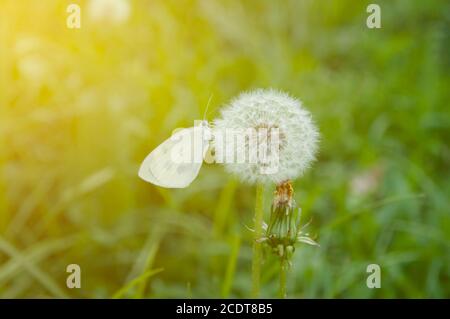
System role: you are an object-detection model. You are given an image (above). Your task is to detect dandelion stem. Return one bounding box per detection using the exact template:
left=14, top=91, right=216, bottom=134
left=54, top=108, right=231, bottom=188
left=251, top=183, right=264, bottom=297
left=279, top=259, right=288, bottom=298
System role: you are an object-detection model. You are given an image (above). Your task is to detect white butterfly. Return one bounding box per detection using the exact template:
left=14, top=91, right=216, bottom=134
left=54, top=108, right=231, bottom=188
left=138, top=120, right=213, bottom=188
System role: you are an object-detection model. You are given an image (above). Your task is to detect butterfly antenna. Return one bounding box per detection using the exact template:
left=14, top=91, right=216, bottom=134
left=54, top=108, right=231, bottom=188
left=203, top=94, right=214, bottom=121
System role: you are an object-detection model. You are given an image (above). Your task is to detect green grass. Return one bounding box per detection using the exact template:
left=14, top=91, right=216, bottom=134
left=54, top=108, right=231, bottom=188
left=0, top=0, right=449, bottom=298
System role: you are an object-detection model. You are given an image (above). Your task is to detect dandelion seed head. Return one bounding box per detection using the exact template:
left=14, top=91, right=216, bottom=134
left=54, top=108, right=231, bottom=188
left=213, top=89, right=319, bottom=184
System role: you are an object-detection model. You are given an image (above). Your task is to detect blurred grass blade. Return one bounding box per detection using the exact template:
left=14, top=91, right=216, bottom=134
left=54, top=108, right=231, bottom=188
left=0, top=236, right=69, bottom=298
left=221, top=234, right=241, bottom=298
left=0, top=237, right=74, bottom=285
left=213, top=178, right=237, bottom=236
left=113, top=268, right=164, bottom=299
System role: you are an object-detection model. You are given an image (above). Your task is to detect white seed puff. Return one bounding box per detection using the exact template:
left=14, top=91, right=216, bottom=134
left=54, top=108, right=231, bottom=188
left=213, top=89, right=319, bottom=185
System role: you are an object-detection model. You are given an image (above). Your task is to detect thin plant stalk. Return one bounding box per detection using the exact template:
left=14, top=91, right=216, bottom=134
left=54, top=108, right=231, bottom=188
left=279, top=259, right=288, bottom=298
left=251, top=183, right=264, bottom=297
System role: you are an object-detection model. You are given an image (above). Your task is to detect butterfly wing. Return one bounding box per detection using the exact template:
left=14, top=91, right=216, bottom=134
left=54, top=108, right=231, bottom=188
left=138, top=126, right=211, bottom=188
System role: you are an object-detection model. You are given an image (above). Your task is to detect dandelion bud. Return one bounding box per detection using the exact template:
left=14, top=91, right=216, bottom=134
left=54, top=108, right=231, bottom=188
left=263, top=180, right=319, bottom=261
left=265, top=181, right=298, bottom=258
